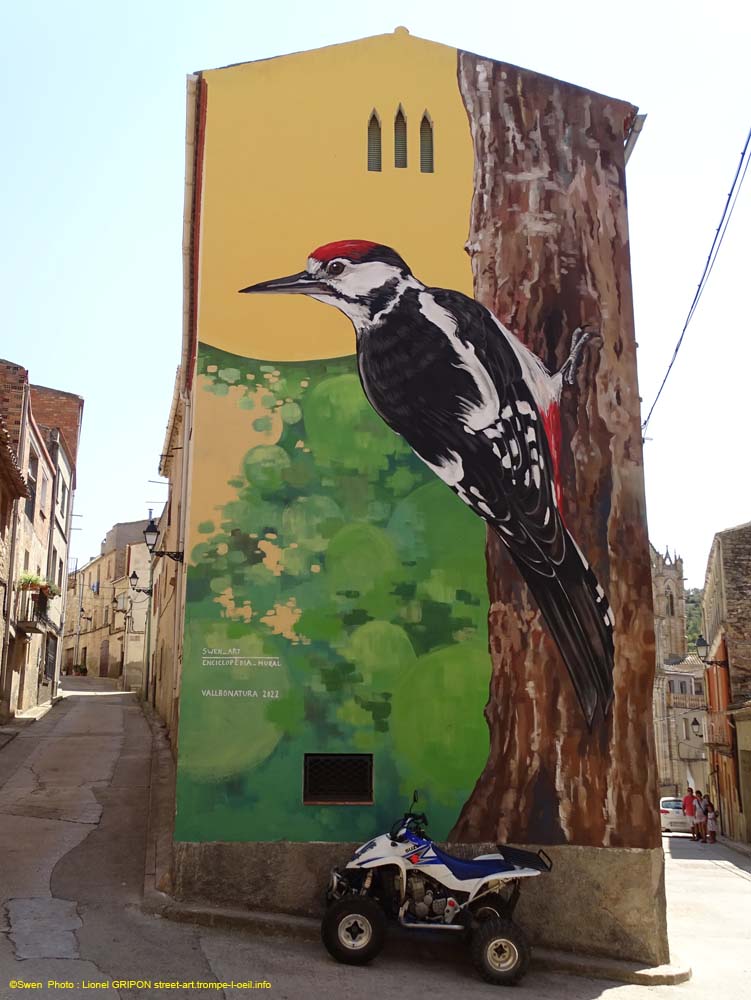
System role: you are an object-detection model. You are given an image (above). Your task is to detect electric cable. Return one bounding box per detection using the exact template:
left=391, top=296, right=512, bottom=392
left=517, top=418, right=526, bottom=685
left=641, top=127, right=751, bottom=436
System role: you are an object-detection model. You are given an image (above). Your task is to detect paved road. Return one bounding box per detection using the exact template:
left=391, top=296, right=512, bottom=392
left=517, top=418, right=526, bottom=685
left=660, top=832, right=751, bottom=999
left=1, top=678, right=749, bottom=999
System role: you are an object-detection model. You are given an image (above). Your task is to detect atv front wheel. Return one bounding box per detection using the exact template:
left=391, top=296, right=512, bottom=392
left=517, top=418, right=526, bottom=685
left=471, top=917, right=530, bottom=985
left=321, top=897, right=386, bottom=966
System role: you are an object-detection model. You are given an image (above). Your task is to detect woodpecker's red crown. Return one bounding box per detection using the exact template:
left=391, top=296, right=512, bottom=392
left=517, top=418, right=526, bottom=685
left=311, top=240, right=380, bottom=264
left=309, top=240, right=411, bottom=274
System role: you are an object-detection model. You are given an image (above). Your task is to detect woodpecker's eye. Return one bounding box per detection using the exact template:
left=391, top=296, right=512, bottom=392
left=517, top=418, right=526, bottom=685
left=327, top=261, right=345, bottom=276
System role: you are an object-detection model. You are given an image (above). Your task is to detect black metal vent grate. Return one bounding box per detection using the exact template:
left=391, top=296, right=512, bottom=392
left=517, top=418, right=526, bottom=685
left=303, top=753, right=373, bottom=804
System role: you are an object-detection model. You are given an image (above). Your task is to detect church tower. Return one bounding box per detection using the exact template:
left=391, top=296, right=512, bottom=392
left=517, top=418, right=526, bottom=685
left=650, top=544, right=687, bottom=663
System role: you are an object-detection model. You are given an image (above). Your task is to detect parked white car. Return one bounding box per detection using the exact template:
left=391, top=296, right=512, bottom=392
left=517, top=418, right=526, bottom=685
left=660, top=796, right=692, bottom=834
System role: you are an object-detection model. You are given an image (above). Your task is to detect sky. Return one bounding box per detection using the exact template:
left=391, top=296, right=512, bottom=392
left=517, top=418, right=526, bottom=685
left=2, top=0, right=749, bottom=588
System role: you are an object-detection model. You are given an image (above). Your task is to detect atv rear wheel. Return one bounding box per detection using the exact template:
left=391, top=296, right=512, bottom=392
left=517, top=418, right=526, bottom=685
left=471, top=917, right=530, bottom=985
left=321, top=897, right=386, bottom=966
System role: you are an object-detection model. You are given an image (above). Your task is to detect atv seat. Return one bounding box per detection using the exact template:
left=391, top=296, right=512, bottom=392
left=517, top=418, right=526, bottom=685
left=431, top=844, right=515, bottom=881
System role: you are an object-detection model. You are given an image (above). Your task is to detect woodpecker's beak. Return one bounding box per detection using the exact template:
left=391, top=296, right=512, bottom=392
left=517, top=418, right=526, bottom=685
left=238, top=271, right=326, bottom=296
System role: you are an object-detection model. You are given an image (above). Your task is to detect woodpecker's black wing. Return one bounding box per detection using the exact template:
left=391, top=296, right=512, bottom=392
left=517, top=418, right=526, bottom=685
left=357, top=286, right=614, bottom=724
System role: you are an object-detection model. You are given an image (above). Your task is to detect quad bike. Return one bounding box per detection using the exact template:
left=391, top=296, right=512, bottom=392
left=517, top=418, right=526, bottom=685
left=321, top=793, right=552, bottom=986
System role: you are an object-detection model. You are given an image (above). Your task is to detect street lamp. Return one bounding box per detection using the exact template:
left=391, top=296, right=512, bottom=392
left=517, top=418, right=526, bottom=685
left=143, top=518, right=159, bottom=552
left=695, top=635, right=729, bottom=667
left=691, top=717, right=701, bottom=738
left=696, top=634, right=708, bottom=662
left=129, top=571, right=153, bottom=597
left=142, top=516, right=183, bottom=563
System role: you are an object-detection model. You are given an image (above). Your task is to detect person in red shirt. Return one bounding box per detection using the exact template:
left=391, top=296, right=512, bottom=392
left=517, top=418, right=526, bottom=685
left=682, top=786, right=697, bottom=840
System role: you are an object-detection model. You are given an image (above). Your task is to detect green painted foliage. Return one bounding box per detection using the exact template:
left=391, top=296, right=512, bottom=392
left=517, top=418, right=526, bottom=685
left=304, top=374, right=409, bottom=476
left=177, top=345, right=490, bottom=843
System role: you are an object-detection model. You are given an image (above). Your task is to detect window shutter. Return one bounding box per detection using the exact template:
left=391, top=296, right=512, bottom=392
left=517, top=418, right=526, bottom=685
left=367, top=112, right=382, bottom=171
left=394, top=108, right=407, bottom=168
left=420, top=114, right=434, bottom=172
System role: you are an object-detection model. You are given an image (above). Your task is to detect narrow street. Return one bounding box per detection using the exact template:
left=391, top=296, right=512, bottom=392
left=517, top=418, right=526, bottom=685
left=1, top=680, right=750, bottom=1000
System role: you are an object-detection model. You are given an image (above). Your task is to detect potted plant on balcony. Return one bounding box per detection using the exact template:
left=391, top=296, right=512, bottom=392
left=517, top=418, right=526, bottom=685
left=40, top=580, right=61, bottom=598
left=18, top=571, right=45, bottom=591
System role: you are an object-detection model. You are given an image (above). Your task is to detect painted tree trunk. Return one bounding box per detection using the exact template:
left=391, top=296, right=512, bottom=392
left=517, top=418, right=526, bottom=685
left=450, top=53, right=660, bottom=848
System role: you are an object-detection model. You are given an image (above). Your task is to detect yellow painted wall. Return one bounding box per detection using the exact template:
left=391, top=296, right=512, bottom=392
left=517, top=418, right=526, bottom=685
left=189, top=30, right=476, bottom=544
left=197, top=29, right=475, bottom=362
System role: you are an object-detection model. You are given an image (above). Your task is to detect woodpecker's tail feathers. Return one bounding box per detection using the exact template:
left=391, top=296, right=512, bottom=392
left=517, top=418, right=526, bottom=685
left=510, top=532, right=615, bottom=727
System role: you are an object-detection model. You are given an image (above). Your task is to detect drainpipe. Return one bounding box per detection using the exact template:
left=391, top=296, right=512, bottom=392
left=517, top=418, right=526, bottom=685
left=45, top=433, right=62, bottom=700
left=55, top=438, right=76, bottom=696
left=171, top=390, right=191, bottom=728
left=123, top=595, right=131, bottom=692
left=624, top=113, right=647, bottom=165
left=165, top=73, right=200, bottom=737
left=73, top=573, right=83, bottom=665
left=143, top=560, right=154, bottom=702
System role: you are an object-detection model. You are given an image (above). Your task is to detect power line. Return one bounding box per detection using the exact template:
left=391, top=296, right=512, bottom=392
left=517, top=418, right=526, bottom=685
left=641, top=127, right=751, bottom=436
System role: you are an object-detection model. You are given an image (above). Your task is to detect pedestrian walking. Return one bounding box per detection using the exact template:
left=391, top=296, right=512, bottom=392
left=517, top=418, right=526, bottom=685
left=682, top=785, right=697, bottom=840
left=706, top=802, right=718, bottom=844
left=694, top=790, right=707, bottom=843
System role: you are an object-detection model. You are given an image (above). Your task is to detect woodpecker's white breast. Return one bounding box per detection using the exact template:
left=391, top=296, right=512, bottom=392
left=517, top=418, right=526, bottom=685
left=486, top=311, right=560, bottom=412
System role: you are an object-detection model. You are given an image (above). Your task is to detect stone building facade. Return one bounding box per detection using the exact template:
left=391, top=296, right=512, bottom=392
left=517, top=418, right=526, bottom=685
left=146, top=30, right=673, bottom=968
left=149, top=372, right=187, bottom=749
left=651, top=544, right=708, bottom=795
left=0, top=359, right=82, bottom=718
left=63, top=521, right=149, bottom=685
left=702, top=522, right=751, bottom=843
left=0, top=416, right=28, bottom=688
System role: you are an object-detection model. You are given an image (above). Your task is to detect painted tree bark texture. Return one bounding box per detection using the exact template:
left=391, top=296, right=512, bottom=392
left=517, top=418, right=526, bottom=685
left=450, top=54, right=660, bottom=848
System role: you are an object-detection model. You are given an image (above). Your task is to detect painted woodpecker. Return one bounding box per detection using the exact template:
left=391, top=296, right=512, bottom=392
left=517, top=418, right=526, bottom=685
left=240, top=240, right=614, bottom=725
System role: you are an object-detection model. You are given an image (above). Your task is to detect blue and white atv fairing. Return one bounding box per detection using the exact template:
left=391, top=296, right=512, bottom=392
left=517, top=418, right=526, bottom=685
left=321, top=796, right=552, bottom=986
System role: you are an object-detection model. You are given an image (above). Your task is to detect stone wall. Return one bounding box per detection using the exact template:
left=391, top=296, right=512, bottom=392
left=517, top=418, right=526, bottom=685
left=0, top=417, right=27, bottom=598
left=720, top=524, right=751, bottom=700
left=171, top=839, right=669, bottom=965
left=29, top=384, right=83, bottom=468
left=0, top=461, right=16, bottom=679
left=0, top=360, right=27, bottom=455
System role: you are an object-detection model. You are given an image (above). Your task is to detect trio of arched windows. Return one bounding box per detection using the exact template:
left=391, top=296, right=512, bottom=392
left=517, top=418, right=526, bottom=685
left=367, top=108, right=434, bottom=172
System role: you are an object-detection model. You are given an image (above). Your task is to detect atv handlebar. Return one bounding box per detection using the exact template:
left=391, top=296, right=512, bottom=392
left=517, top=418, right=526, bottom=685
left=390, top=811, right=429, bottom=842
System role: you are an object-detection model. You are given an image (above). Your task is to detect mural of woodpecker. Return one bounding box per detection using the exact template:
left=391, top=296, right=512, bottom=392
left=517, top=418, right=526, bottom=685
left=240, top=240, right=614, bottom=725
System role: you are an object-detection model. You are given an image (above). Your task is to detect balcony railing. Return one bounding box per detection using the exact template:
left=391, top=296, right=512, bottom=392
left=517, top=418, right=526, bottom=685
left=667, top=693, right=706, bottom=710
left=15, top=590, right=50, bottom=634
left=706, top=711, right=732, bottom=749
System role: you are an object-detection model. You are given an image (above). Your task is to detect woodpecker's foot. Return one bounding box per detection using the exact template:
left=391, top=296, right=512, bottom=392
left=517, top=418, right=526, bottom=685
left=559, top=326, right=601, bottom=386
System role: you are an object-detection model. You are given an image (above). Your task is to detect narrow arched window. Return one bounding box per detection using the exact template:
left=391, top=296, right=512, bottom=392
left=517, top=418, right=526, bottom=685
left=367, top=111, right=381, bottom=172
left=420, top=113, right=434, bottom=173
left=394, top=107, right=407, bottom=168
left=666, top=588, right=675, bottom=617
